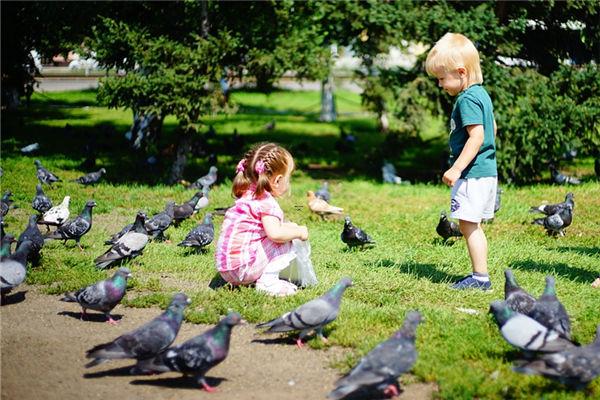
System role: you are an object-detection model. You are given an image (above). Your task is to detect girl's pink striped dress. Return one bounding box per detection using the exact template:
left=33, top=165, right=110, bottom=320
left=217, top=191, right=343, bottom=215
left=216, top=189, right=294, bottom=285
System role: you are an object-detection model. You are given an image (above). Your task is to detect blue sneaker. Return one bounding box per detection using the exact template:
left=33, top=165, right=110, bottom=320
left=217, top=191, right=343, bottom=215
left=451, top=275, right=492, bottom=290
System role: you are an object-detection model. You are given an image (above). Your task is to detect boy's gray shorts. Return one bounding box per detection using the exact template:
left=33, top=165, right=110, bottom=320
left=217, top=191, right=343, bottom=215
left=450, top=177, right=498, bottom=223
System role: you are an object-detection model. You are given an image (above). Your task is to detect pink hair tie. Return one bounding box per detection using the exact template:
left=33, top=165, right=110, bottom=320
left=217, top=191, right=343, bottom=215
left=255, top=160, right=266, bottom=174
left=236, top=159, right=246, bottom=173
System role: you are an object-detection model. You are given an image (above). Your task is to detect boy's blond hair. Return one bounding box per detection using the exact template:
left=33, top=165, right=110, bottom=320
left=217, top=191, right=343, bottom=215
left=425, top=33, right=483, bottom=85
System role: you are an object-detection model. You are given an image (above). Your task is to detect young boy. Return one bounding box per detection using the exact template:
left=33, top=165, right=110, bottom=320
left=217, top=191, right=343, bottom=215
left=426, top=33, right=497, bottom=290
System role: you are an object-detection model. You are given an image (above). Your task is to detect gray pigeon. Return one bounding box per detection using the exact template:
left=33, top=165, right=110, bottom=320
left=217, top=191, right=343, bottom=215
left=136, top=312, right=241, bottom=392
left=528, top=276, right=571, bottom=340
left=436, top=210, right=462, bottom=242
left=532, top=204, right=573, bottom=237
left=178, top=213, right=214, bottom=251
left=72, top=168, right=106, bottom=185
left=32, top=184, right=53, bottom=214
left=513, top=324, right=600, bottom=389
left=256, top=277, right=353, bottom=348
left=61, top=267, right=131, bottom=324
left=173, top=191, right=204, bottom=225
left=190, top=166, right=217, bottom=190
left=489, top=301, right=575, bottom=353
left=194, top=187, right=210, bottom=212
left=144, top=202, right=175, bottom=240
left=85, top=293, right=191, bottom=370
left=105, top=213, right=148, bottom=246
left=34, top=159, right=61, bottom=186
left=382, top=162, right=402, bottom=184
left=1, top=191, right=13, bottom=217
left=530, top=192, right=574, bottom=215
left=44, top=200, right=96, bottom=250
left=341, top=217, right=375, bottom=248
left=549, top=164, right=580, bottom=185
left=95, top=212, right=148, bottom=269
left=504, top=269, right=536, bottom=315
left=0, top=240, right=33, bottom=296
left=315, top=182, right=331, bottom=202
left=16, top=215, right=45, bottom=263
left=328, top=311, right=422, bottom=400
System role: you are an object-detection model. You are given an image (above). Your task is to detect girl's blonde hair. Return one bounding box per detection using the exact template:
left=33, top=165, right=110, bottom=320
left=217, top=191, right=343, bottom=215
left=425, top=33, right=483, bottom=85
left=232, top=142, right=294, bottom=198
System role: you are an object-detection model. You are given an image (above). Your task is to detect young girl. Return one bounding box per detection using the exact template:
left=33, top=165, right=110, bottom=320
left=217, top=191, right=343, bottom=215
left=216, top=142, right=309, bottom=296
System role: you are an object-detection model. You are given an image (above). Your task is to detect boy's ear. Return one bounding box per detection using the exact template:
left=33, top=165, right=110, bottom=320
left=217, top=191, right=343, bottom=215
left=457, top=67, right=467, bottom=76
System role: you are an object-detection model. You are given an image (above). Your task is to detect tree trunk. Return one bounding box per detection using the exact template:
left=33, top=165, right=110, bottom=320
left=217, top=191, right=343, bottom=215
left=168, top=129, right=194, bottom=184
left=378, top=110, right=389, bottom=133
left=320, top=75, right=337, bottom=122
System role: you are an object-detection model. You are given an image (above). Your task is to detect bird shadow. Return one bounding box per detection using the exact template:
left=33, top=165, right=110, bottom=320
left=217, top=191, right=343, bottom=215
left=57, top=310, right=122, bottom=323
left=333, top=383, right=402, bottom=400
left=368, top=259, right=464, bottom=284
left=341, top=244, right=375, bottom=253
left=130, top=375, right=225, bottom=390
left=509, top=260, right=597, bottom=283
left=552, top=246, right=600, bottom=258
left=0, top=290, right=27, bottom=306
left=251, top=336, right=297, bottom=346
left=84, top=365, right=135, bottom=378
left=431, top=238, right=458, bottom=246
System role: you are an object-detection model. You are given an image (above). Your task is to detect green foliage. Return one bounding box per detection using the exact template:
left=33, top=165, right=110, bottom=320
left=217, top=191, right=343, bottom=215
left=2, top=90, right=599, bottom=399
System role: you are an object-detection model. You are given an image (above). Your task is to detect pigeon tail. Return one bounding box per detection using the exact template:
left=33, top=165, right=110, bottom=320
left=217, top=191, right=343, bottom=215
left=60, top=292, right=78, bottom=302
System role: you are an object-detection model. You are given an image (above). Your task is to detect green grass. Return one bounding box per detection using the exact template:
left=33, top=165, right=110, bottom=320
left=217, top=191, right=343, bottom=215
left=2, top=89, right=600, bottom=399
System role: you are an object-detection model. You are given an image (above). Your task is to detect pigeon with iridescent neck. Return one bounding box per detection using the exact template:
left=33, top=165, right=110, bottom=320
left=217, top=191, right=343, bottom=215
left=0, top=234, right=15, bottom=259
left=32, top=184, right=52, bottom=214
left=0, top=240, right=33, bottom=296
left=17, top=215, right=45, bottom=262
left=341, top=216, right=375, bottom=248
left=328, top=311, right=422, bottom=400
left=529, top=276, right=571, bottom=340
left=504, top=269, right=536, bottom=315
left=436, top=210, right=462, bottom=242
left=530, top=192, right=575, bottom=215
left=1, top=191, right=13, bottom=217
left=136, top=312, right=241, bottom=392
left=256, top=277, right=352, bottom=348
left=44, top=200, right=96, bottom=250
left=85, top=293, right=191, bottom=370
left=144, top=202, right=175, bottom=240
left=61, top=267, right=132, bottom=325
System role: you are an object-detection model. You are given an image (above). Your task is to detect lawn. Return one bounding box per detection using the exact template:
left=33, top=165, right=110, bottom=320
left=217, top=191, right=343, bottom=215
left=1, top=89, right=599, bottom=399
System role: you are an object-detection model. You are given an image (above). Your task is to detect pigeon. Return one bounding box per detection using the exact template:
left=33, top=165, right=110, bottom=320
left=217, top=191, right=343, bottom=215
left=0, top=234, right=15, bottom=259
left=315, top=182, right=331, bottom=202
left=178, top=213, right=214, bottom=251
left=549, top=163, right=580, bottom=185
left=16, top=215, right=45, bottom=262
left=528, top=276, right=571, bottom=340
left=382, top=161, right=403, bottom=184
left=335, top=128, right=356, bottom=154
left=95, top=212, right=148, bottom=269
left=489, top=300, right=575, bottom=353
left=328, top=311, right=423, bottom=400
left=20, top=142, right=40, bottom=154
left=307, top=191, right=343, bottom=219
left=38, top=195, right=70, bottom=230
left=532, top=204, right=573, bottom=236
left=530, top=192, right=575, bottom=215
left=1, top=191, right=13, bottom=217
left=190, top=166, right=218, bottom=190
left=341, top=216, right=375, bottom=248
left=34, top=159, right=61, bottom=187
left=173, top=191, right=204, bottom=225
left=513, top=324, right=600, bottom=389
left=32, top=184, right=53, bottom=214
left=194, top=187, right=210, bottom=212
left=264, top=119, right=276, bottom=131
left=85, top=293, right=191, bottom=370
left=60, top=267, right=132, bottom=324
left=256, top=277, right=353, bottom=348
left=72, top=168, right=106, bottom=185
left=144, top=202, right=175, bottom=240
left=44, top=200, right=96, bottom=250
left=136, top=312, right=242, bottom=392
left=503, top=269, right=536, bottom=315
left=483, top=187, right=503, bottom=223
left=0, top=240, right=33, bottom=296
left=436, top=211, right=462, bottom=242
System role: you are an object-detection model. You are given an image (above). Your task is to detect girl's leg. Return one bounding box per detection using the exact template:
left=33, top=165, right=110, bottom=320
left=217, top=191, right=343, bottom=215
left=256, top=253, right=298, bottom=296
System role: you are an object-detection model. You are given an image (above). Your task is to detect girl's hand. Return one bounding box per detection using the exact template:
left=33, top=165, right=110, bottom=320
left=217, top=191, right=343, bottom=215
left=298, top=226, right=309, bottom=241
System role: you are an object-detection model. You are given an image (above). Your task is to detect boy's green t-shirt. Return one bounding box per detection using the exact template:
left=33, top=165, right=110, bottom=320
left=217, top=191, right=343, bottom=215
left=449, top=84, right=497, bottom=179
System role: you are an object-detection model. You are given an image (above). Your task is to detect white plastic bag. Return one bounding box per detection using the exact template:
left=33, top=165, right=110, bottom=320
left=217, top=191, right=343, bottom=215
left=280, top=239, right=318, bottom=287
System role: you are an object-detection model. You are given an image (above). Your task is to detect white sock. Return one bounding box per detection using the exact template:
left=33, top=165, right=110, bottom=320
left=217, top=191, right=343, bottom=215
left=472, top=273, right=489, bottom=282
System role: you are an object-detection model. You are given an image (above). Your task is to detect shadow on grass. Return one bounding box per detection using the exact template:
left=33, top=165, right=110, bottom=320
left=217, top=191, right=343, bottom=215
left=58, top=310, right=122, bottom=323
left=552, top=246, right=600, bottom=258
left=129, top=375, right=225, bottom=390
left=509, top=260, right=598, bottom=283
left=367, top=259, right=463, bottom=284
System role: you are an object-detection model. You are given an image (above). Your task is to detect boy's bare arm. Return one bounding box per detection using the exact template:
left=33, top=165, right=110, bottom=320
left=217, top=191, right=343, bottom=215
left=262, top=215, right=308, bottom=243
left=442, top=124, right=484, bottom=187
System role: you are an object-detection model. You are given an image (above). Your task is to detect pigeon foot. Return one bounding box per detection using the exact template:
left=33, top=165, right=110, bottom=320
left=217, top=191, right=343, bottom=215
left=383, top=383, right=399, bottom=397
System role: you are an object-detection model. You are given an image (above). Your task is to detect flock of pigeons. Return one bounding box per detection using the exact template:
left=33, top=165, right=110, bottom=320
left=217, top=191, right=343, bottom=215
left=1, top=158, right=597, bottom=397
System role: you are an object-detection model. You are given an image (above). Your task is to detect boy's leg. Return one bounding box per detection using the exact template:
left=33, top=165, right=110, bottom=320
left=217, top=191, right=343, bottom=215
left=451, top=219, right=491, bottom=290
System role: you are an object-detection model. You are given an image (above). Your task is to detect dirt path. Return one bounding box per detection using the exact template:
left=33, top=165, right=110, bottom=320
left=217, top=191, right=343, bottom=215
left=1, top=286, right=435, bottom=400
